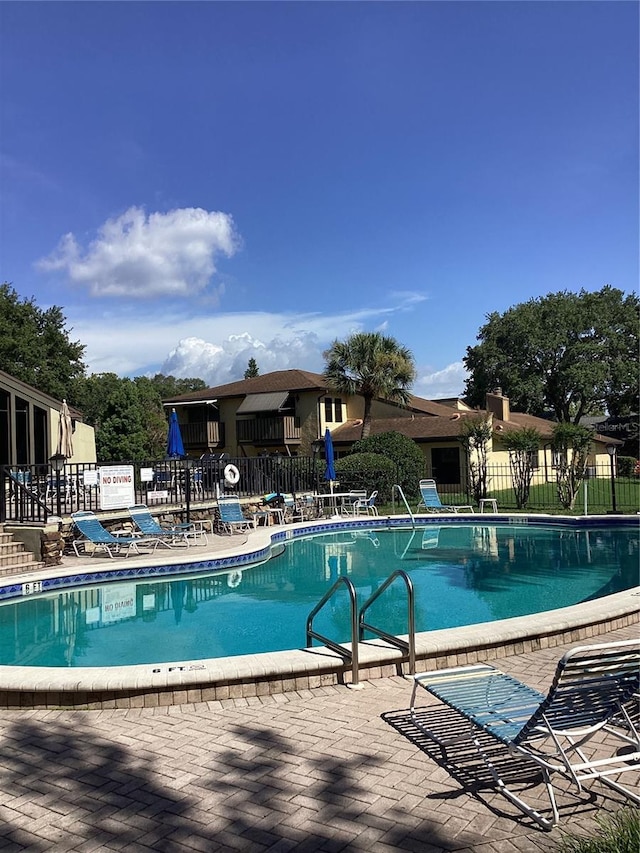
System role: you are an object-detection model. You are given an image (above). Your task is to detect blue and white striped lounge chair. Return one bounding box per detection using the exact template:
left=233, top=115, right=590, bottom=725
left=416, top=479, right=474, bottom=513
left=409, top=638, right=640, bottom=829
left=217, top=495, right=253, bottom=535
left=71, top=510, right=155, bottom=558
left=128, top=504, right=207, bottom=548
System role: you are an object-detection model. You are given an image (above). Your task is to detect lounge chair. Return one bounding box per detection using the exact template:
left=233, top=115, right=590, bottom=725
left=416, top=479, right=474, bottom=513
left=216, top=495, right=253, bottom=534
left=128, top=504, right=207, bottom=548
left=410, top=638, right=640, bottom=829
left=71, top=510, right=155, bottom=558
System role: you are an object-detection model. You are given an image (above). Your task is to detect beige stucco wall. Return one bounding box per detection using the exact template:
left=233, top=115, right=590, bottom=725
left=46, top=406, right=97, bottom=464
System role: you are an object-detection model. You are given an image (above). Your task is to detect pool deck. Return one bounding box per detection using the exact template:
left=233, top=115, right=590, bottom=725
left=0, top=624, right=637, bottom=851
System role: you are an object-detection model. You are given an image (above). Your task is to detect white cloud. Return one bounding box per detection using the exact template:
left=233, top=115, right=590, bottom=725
left=415, top=361, right=468, bottom=400
left=162, top=332, right=324, bottom=385
left=64, top=290, right=448, bottom=393
left=37, top=206, right=239, bottom=298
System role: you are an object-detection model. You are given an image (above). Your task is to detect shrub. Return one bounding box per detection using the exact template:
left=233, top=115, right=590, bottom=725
left=350, top=431, right=424, bottom=498
left=617, top=456, right=636, bottom=478
left=557, top=806, right=639, bottom=853
left=335, top=452, right=396, bottom=502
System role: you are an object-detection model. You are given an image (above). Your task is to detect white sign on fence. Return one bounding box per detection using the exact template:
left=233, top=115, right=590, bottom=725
left=98, top=465, right=135, bottom=510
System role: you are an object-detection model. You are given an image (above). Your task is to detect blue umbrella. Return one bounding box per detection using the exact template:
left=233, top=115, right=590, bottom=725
left=324, top=428, right=336, bottom=485
left=166, top=408, right=185, bottom=458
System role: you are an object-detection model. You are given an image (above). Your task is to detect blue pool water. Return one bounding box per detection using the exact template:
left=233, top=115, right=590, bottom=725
left=0, top=523, right=637, bottom=667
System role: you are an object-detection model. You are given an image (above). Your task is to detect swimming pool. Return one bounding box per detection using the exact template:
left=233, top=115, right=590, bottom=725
left=1, top=522, right=637, bottom=668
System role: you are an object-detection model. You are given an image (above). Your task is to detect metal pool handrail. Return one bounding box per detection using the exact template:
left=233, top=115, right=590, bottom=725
left=392, top=484, right=415, bottom=525
left=306, top=576, right=360, bottom=686
left=359, top=569, right=416, bottom=674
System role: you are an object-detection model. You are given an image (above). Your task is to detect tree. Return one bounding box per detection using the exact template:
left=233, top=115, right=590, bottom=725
left=551, top=422, right=593, bottom=510
left=501, top=427, right=543, bottom=509
left=464, top=287, right=639, bottom=423
left=323, top=332, right=416, bottom=439
left=0, top=282, right=86, bottom=401
left=147, top=373, right=207, bottom=400
left=244, top=358, right=259, bottom=379
left=458, top=417, right=493, bottom=502
left=351, top=431, right=425, bottom=498
left=75, top=373, right=166, bottom=462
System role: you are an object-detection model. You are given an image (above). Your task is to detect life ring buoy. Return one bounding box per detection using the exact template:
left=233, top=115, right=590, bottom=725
left=227, top=570, right=242, bottom=589
left=224, top=463, right=240, bottom=485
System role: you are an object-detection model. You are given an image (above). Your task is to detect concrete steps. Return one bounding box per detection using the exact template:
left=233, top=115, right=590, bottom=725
left=0, top=531, right=44, bottom=577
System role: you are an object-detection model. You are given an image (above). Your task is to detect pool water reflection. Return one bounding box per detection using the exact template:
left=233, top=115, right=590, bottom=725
left=0, top=524, right=637, bottom=667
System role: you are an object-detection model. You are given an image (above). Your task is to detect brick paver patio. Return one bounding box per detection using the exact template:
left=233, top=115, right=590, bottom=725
left=0, top=624, right=637, bottom=852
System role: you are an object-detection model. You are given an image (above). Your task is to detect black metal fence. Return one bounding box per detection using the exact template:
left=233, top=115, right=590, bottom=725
left=1, top=457, right=638, bottom=524
left=0, top=456, right=321, bottom=524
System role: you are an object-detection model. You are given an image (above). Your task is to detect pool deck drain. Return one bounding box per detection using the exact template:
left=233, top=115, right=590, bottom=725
left=0, top=514, right=638, bottom=709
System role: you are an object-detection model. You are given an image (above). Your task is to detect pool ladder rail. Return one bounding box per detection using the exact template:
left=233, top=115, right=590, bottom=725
left=306, top=569, right=415, bottom=688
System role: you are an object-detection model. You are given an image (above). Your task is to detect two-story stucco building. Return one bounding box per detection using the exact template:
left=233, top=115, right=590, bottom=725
left=163, top=370, right=617, bottom=485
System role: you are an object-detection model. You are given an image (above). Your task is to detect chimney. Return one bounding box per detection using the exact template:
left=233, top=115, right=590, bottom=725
left=486, top=388, right=510, bottom=422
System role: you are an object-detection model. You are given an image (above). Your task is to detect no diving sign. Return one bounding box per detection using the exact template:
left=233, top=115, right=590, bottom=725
left=99, top=465, right=135, bottom=510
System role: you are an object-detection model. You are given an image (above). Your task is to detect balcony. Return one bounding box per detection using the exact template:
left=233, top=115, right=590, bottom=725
left=236, top=416, right=301, bottom=444
left=180, top=421, right=224, bottom=448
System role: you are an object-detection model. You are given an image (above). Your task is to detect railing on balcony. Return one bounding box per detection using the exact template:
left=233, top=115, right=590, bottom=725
left=180, top=421, right=224, bottom=447
left=236, top=416, right=301, bottom=444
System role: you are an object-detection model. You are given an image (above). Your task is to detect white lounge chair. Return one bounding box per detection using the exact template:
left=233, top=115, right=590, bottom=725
left=410, top=638, right=640, bottom=829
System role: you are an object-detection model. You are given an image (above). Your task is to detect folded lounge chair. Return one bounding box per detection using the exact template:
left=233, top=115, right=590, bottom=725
left=416, top=479, right=474, bottom=513
left=216, top=495, right=253, bottom=535
left=128, top=504, right=207, bottom=548
left=410, top=638, right=640, bottom=829
left=71, top=510, right=154, bottom=558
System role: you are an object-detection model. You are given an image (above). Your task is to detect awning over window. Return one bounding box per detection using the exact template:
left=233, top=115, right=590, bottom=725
left=236, top=391, right=290, bottom=414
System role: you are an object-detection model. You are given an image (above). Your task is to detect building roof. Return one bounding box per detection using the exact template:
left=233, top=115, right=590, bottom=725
left=163, top=369, right=330, bottom=403
left=330, top=412, right=478, bottom=443
left=165, top=370, right=461, bottom=417
left=0, top=368, right=84, bottom=418
left=330, top=408, right=616, bottom=446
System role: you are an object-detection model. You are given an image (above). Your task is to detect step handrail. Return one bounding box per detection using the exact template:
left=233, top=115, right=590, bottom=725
left=359, top=569, right=415, bottom=674
left=392, top=484, right=415, bottom=526
left=306, top=576, right=359, bottom=686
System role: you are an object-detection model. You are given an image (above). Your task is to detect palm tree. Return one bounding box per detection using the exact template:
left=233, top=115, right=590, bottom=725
left=323, top=332, right=416, bottom=439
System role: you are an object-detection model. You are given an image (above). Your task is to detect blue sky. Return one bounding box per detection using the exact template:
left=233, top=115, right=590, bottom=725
left=1, top=1, right=637, bottom=399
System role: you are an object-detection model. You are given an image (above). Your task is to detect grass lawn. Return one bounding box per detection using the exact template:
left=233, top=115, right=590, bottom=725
left=382, top=478, right=639, bottom=516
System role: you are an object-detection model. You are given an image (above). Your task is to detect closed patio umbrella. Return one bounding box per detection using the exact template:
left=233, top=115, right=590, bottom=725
left=324, top=428, right=338, bottom=516
left=166, top=408, right=185, bottom=458
left=56, top=399, right=74, bottom=458
left=323, top=428, right=336, bottom=486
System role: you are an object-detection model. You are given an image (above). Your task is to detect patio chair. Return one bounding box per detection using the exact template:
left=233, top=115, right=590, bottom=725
left=340, top=491, right=368, bottom=516
left=353, top=490, right=378, bottom=516
left=410, top=638, right=640, bottom=830
left=216, top=495, right=253, bottom=535
left=416, top=479, right=474, bottom=513
left=128, top=504, right=207, bottom=548
left=71, top=510, right=156, bottom=558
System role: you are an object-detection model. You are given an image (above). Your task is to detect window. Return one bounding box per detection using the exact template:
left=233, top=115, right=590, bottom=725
left=324, top=397, right=343, bottom=423
left=527, top=450, right=540, bottom=470
left=15, top=397, right=29, bottom=465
